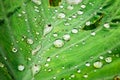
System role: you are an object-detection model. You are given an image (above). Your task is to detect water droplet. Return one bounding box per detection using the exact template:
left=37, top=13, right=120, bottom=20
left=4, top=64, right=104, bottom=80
left=58, top=13, right=66, bottom=19
left=63, top=34, right=71, bottom=41
left=77, top=10, right=83, bottom=15
left=71, top=28, right=78, bottom=34
left=105, top=57, right=112, bottom=63
left=12, top=47, right=18, bottom=53
left=43, top=24, right=53, bottom=36
left=67, top=5, right=74, bottom=10
left=18, top=14, right=22, bottom=17
left=32, top=0, right=41, bottom=5
left=32, top=64, right=40, bottom=75
left=66, top=0, right=82, bottom=4
left=107, top=50, right=112, bottom=54
left=85, top=62, right=91, bottom=67
left=85, top=21, right=91, bottom=26
left=93, top=61, right=103, bottom=68
left=83, top=74, right=88, bottom=78
left=48, top=68, right=52, bottom=72
left=32, top=45, right=41, bottom=55
left=47, top=57, right=51, bottom=62
left=77, top=69, right=81, bottom=73
left=104, top=23, right=110, bottom=28
left=53, top=33, right=58, bottom=37
left=0, top=62, right=4, bottom=68
left=70, top=74, right=75, bottom=78
left=53, top=39, right=64, bottom=48
left=45, top=63, right=49, bottom=67
left=113, top=75, right=120, bottom=80
left=18, top=65, right=25, bottom=71
left=53, top=76, right=57, bottom=79
left=27, top=38, right=34, bottom=44
left=99, top=55, right=104, bottom=60
left=91, top=32, right=96, bottom=36
left=81, top=5, right=86, bottom=8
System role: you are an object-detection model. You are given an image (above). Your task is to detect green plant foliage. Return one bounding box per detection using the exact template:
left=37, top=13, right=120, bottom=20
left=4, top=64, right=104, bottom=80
left=0, top=0, right=120, bottom=80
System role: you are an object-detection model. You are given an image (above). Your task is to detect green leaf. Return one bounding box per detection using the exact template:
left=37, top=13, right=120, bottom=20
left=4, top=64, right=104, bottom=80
left=0, top=0, right=120, bottom=80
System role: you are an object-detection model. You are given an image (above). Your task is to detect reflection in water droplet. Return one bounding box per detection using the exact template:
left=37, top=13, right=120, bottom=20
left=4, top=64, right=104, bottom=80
left=93, top=61, right=103, bottom=68
left=18, top=65, right=25, bottom=71
left=53, top=39, right=64, bottom=48
left=63, top=34, right=71, bottom=41
left=105, top=57, right=112, bottom=63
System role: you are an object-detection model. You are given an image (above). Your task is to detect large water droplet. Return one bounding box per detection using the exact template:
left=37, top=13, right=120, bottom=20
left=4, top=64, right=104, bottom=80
left=93, top=61, right=103, bottom=68
left=53, top=39, right=64, bottom=48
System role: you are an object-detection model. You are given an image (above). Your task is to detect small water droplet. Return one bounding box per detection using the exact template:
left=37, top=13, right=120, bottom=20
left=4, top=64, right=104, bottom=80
left=47, top=57, right=51, bottom=62
left=113, top=75, right=120, bottom=80
left=104, top=23, right=110, bottom=28
left=43, top=24, right=53, bottom=36
left=53, top=76, right=57, bottom=79
left=27, top=38, right=34, bottom=44
left=83, top=74, right=88, bottom=78
left=67, top=5, right=74, bottom=10
left=48, top=68, right=52, bottom=72
left=81, top=5, right=86, bottom=8
left=0, top=62, right=4, bottom=68
left=91, top=32, right=96, bottom=36
left=32, top=64, right=40, bottom=75
left=99, top=55, right=104, bottom=60
left=71, top=28, right=78, bottom=34
left=45, top=63, right=49, bottom=67
left=105, top=57, right=112, bottom=63
left=32, top=0, right=41, bottom=5
left=70, top=74, right=75, bottom=78
left=107, top=50, right=112, bottom=54
left=66, top=0, right=82, bottom=4
left=53, top=33, right=58, bottom=37
left=18, top=65, right=25, bottom=71
left=63, top=34, right=71, bottom=41
left=32, top=45, right=41, bottom=55
left=12, top=47, right=18, bottom=53
left=53, top=39, right=64, bottom=48
left=58, top=13, right=66, bottom=19
left=77, top=10, right=83, bottom=15
left=85, top=62, right=91, bottom=67
left=85, top=21, right=91, bottom=26
left=93, top=61, right=103, bottom=68
left=77, top=69, right=81, bottom=73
